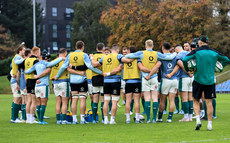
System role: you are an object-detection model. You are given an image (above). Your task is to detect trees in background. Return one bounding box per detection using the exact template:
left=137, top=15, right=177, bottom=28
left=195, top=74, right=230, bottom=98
left=206, top=0, right=230, bottom=57
left=100, top=0, right=212, bottom=51
left=0, top=25, right=17, bottom=59
left=0, top=0, right=42, bottom=49
left=71, top=0, right=111, bottom=53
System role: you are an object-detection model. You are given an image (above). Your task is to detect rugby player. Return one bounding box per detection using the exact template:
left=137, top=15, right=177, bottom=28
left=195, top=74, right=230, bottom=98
left=183, top=42, right=192, bottom=52
left=91, top=44, right=132, bottom=124
left=91, top=43, right=105, bottom=124
left=146, top=42, right=182, bottom=123
left=18, top=49, right=31, bottom=122
left=175, top=45, right=194, bottom=122
left=125, top=39, right=177, bottom=123
left=55, top=41, right=102, bottom=124
left=25, top=47, right=41, bottom=124
left=10, top=44, right=26, bottom=123
left=122, top=47, right=142, bottom=123
left=25, top=51, right=64, bottom=124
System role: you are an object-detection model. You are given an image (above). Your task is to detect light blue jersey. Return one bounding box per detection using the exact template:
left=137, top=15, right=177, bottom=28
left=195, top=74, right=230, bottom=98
left=99, top=54, right=123, bottom=83
left=10, top=54, right=24, bottom=84
left=19, top=69, right=26, bottom=90
left=178, top=50, right=190, bottom=78
left=159, top=53, right=180, bottom=80
left=25, top=58, right=63, bottom=87
left=56, top=50, right=102, bottom=84
left=125, top=49, right=177, bottom=79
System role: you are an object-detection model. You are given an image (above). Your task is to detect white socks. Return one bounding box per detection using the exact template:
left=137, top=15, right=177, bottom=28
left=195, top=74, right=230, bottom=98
left=104, top=116, right=108, bottom=122
left=184, top=114, right=188, bottom=119
left=208, top=121, right=212, bottom=125
left=110, top=116, right=115, bottom=122
left=26, top=114, right=30, bottom=121
left=126, top=113, right=130, bottom=121
left=136, top=113, right=140, bottom=121
left=189, top=114, right=193, bottom=119
left=72, top=115, right=77, bottom=122
left=31, top=114, right=35, bottom=121
left=195, top=115, right=200, bottom=124
left=80, top=114, right=85, bottom=122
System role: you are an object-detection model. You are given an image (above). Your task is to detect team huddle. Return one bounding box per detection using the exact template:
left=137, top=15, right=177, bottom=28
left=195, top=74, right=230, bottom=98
left=9, top=36, right=229, bottom=131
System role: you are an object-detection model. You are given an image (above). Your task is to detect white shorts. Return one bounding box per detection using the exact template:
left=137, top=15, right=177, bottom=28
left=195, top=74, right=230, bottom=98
left=53, top=82, right=70, bottom=97
left=11, top=83, right=21, bottom=98
left=93, top=86, right=103, bottom=94
left=88, top=83, right=93, bottom=95
left=121, top=80, right=125, bottom=93
left=179, top=77, right=193, bottom=92
left=20, top=89, right=27, bottom=96
left=160, top=78, right=178, bottom=95
left=142, top=77, right=158, bottom=92
left=35, top=86, right=50, bottom=98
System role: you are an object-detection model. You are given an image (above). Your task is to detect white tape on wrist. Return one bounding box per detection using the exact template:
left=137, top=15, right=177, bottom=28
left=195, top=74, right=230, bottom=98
left=106, top=72, right=111, bottom=76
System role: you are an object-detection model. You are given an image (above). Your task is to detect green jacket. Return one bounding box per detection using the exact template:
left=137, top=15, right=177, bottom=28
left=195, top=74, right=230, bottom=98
left=183, top=45, right=229, bottom=85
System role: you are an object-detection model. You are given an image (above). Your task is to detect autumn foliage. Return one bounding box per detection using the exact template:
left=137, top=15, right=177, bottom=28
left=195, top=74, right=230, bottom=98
left=0, top=25, right=17, bottom=60
left=100, top=0, right=213, bottom=51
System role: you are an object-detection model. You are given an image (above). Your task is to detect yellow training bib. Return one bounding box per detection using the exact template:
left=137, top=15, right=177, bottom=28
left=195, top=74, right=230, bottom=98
left=123, top=59, right=140, bottom=80
left=69, top=51, right=85, bottom=73
left=92, top=53, right=105, bottom=77
left=102, top=53, right=121, bottom=75
left=50, top=59, right=69, bottom=80
left=141, top=50, right=157, bottom=70
left=86, top=69, right=92, bottom=80
left=11, top=54, right=20, bottom=76
left=25, top=57, right=37, bottom=79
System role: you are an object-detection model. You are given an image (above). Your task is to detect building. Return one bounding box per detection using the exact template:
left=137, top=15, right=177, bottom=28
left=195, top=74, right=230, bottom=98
left=37, top=0, right=79, bottom=53
left=37, top=0, right=117, bottom=53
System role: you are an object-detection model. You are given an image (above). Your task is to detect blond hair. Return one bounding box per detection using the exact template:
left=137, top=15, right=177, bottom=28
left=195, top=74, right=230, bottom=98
left=145, top=39, right=153, bottom=48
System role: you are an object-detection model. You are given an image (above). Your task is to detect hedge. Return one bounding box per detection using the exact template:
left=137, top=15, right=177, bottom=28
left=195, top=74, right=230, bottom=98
left=0, top=57, right=12, bottom=76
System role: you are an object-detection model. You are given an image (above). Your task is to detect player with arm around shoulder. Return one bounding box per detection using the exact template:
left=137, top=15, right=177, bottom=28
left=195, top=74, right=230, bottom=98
left=25, top=50, right=63, bottom=124
left=125, top=39, right=177, bottom=123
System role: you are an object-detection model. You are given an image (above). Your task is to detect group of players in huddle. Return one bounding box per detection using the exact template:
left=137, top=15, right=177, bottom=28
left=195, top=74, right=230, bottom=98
left=9, top=36, right=230, bottom=130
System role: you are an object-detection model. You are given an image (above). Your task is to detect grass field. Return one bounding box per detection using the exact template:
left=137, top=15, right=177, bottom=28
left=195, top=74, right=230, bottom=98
left=0, top=94, right=230, bottom=143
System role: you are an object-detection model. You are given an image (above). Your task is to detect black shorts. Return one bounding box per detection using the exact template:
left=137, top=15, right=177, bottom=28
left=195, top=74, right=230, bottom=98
left=192, top=80, right=216, bottom=99
left=26, top=79, right=36, bottom=94
left=104, top=82, right=121, bottom=95
left=70, top=81, right=88, bottom=92
left=125, top=83, right=141, bottom=94
left=92, top=75, right=104, bottom=86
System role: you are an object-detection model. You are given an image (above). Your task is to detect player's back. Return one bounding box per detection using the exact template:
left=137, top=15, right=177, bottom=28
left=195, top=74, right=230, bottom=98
left=160, top=53, right=179, bottom=80
left=194, top=46, right=219, bottom=85
left=35, top=60, right=50, bottom=86
left=178, top=50, right=189, bottom=78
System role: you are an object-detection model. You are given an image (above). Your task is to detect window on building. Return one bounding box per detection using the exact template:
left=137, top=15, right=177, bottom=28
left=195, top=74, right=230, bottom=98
left=66, top=25, right=71, bottom=38
left=52, top=7, right=57, bottom=16
left=42, top=8, right=46, bottom=17
left=65, top=8, right=74, bottom=17
left=53, top=42, right=58, bottom=51
left=52, top=24, right=57, bottom=38
left=66, top=42, right=71, bottom=50
left=43, top=25, right=45, bottom=34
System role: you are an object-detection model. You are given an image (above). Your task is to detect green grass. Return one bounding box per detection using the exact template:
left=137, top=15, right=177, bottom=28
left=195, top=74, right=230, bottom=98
left=0, top=94, right=230, bottom=143
left=0, top=76, right=11, bottom=94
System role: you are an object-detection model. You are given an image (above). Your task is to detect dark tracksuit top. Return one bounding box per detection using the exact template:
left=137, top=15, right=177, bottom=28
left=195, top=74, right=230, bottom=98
left=183, top=45, right=229, bottom=85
